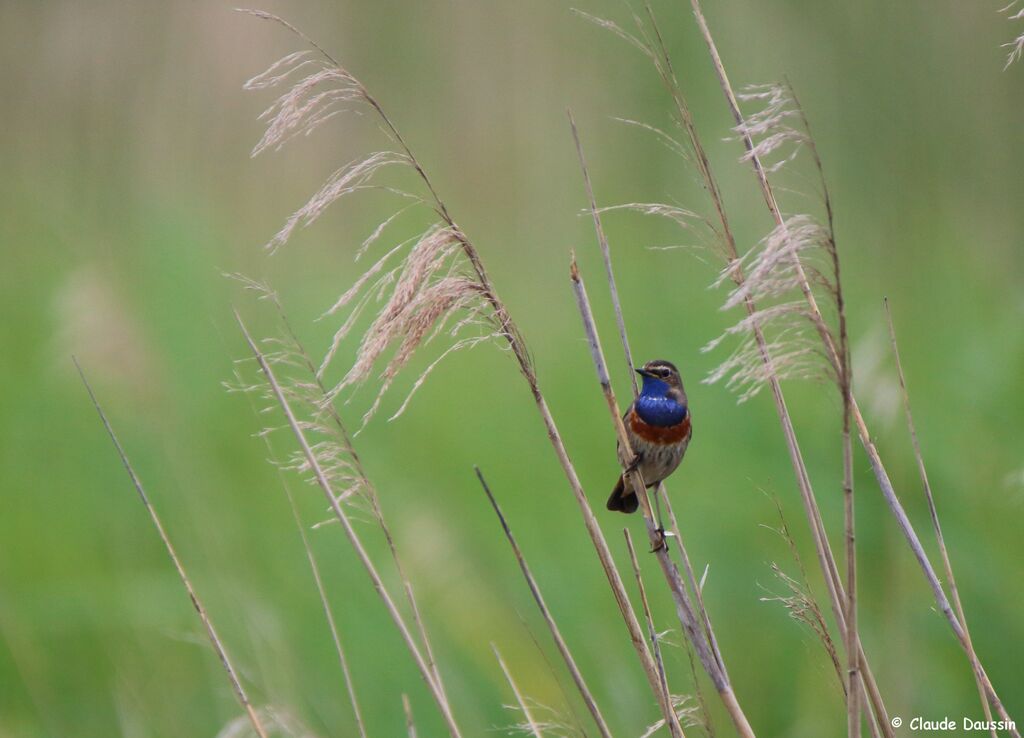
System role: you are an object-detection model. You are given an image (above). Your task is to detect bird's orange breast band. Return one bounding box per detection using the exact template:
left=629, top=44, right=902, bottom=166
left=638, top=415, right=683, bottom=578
left=629, top=410, right=691, bottom=444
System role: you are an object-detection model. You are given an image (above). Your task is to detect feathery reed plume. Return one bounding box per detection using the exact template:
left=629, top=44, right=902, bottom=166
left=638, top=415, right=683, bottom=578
left=1001, top=1, right=1024, bottom=68
left=885, top=300, right=997, bottom=736
left=639, top=696, right=704, bottom=738
left=579, top=6, right=891, bottom=733
left=235, top=311, right=463, bottom=737
left=227, top=273, right=451, bottom=703
left=492, top=644, right=545, bottom=738
left=476, top=468, right=613, bottom=738
left=687, top=1, right=1018, bottom=730
left=569, top=257, right=753, bottom=738
left=759, top=494, right=843, bottom=692
left=242, top=12, right=695, bottom=733
left=243, top=15, right=499, bottom=427
left=228, top=359, right=367, bottom=738
left=74, top=358, right=270, bottom=738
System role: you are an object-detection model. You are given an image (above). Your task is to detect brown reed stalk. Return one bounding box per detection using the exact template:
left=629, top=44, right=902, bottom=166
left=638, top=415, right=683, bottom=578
left=569, top=258, right=754, bottom=738
left=569, top=110, right=639, bottom=398
left=403, top=694, right=418, bottom=738
left=570, top=112, right=731, bottom=734
left=476, top=468, right=613, bottom=738
left=569, top=113, right=720, bottom=724
left=279, top=477, right=368, bottom=738
left=242, top=13, right=694, bottom=734
left=235, top=312, right=464, bottom=738
left=623, top=528, right=676, bottom=728
left=687, top=2, right=1017, bottom=731
left=760, top=492, right=845, bottom=691
left=837, top=259, right=859, bottom=738
left=581, top=4, right=896, bottom=732
left=492, top=644, right=545, bottom=738
left=579, top=5, right=892, bottom=730
left=231, top=364, right=367, bottom=738
left=570, top=109, right=729, bottom=686
left=74, top=358, right=270, bottom=738
left=231, top=273, right=452, bottom=705
left=885, top=300, right=997, bottom=737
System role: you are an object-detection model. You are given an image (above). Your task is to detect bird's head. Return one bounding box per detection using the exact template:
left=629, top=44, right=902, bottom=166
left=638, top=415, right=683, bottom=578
left=636, top=359, right=685, bottom=399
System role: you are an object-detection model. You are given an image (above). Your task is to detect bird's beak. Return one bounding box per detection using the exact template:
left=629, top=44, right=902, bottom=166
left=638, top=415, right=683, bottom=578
left=635, top=367, right=653, bottom=379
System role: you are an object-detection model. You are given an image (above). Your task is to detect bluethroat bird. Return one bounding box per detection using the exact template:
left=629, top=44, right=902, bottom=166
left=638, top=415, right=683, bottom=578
left=607, top=359, right=691, bottom=514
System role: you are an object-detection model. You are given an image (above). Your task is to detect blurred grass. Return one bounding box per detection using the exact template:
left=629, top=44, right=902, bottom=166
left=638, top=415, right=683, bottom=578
left=1, top=1, right=1022, bottom=736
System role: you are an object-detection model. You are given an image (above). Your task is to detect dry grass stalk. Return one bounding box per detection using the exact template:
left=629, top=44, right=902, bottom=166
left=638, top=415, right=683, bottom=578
left=571, top=111, right=727, bottom=738
left=235, top=312, right=463, bottom=737
left=228, top=274, right=451, bottom=704
left=885, top=300, right=997, bottom=737
left=639, top=695, right=704, bottom=738
left=243, top=13, right=700, bottom=734
left=760, top=493, right=844, bottom=692
left=570, top=110, right=729, bottom=691
left=655, top=485, right=718, bottom=738
left=568, top=110, right=638, bottom=396
left=402, top=694, right=418, bottom=738
left=687, top=1, right=1017, bottom=730
left=579, top=5, right=893, bottom=733
left=623, top=529, right=678, bottom=732
left=74, top=358, right=270, bottom=738
left=229, top=358, right=367, bottom=738
left=569, top=258, right=752, bottom=738
left=600, top=2, right=900, bottom=730
left=476, top=469, right=613, bottom=738
left=492, top=644, right=545, bottom=738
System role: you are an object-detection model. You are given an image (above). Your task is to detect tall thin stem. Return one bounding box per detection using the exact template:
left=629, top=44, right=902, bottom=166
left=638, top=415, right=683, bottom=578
left=477, top=468, right=614, bottom=738
left=569, top=110, right=638, bottom=396
left=885, top=300, right=996, bottom=736
left=493, top=644, right=545, bottom=738
left=623, top=528, right=676, bottom=724
left=75, top=359, right=270, bottom=738
left=236, top=313, right=463, bottom=738
left=687, top=2, right=1017, bottom=730
left=570, top=258, right=754, bottom=738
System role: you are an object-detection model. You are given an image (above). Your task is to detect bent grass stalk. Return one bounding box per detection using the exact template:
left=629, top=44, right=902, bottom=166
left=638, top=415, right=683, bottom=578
left=569, top=258, right=755, bottom=738
left=492, top=644, right=544, bottom=738
left=623, top=528, right=675, bottom=729
left=686, top=1, right=1017, bottom=731
left=75, top=358, right=270, bottom=738
left=570, top=109, right=729, bottom=686
left=235, top=312, right=463, bottom=738
left=231, top=362, right=367, bottom=738
left=583, top=3, right=893, bottom=732
left=476, top=468, right=613, bottom=738
left=231, top=273, right=452, bottom=704
left=242, top=12, right=693, bottom=733
left=885, top=300, right=997, bottom=737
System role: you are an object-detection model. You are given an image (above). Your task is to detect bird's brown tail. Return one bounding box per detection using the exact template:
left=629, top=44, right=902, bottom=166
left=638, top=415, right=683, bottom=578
left=606, top=475, right=639, bottom=513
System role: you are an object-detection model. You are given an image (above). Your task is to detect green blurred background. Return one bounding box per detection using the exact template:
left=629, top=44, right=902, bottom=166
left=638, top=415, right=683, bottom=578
left=1, top=1, right=1022, bottom=736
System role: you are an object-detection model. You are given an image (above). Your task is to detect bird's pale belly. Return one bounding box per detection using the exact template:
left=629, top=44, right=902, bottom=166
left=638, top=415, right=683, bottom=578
left=617, top=413, right=691, bottom=487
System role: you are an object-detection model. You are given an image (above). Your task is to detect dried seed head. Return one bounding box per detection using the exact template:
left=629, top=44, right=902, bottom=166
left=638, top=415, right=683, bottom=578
left=1002, top=1, right=1024, bottom=68
left=731, top=84, right=808, bottom=174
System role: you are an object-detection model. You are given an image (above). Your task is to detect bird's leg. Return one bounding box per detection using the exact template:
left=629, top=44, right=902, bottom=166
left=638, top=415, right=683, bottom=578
left=623, top=451, right=643, bottom=475
left=649, top=486, right=667, bottom=552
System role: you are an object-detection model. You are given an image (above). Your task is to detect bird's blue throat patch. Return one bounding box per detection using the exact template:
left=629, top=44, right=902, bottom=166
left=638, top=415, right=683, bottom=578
left=635, top=395, right=687, bottom=427
left=635, top=375, right=687, bottom=427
